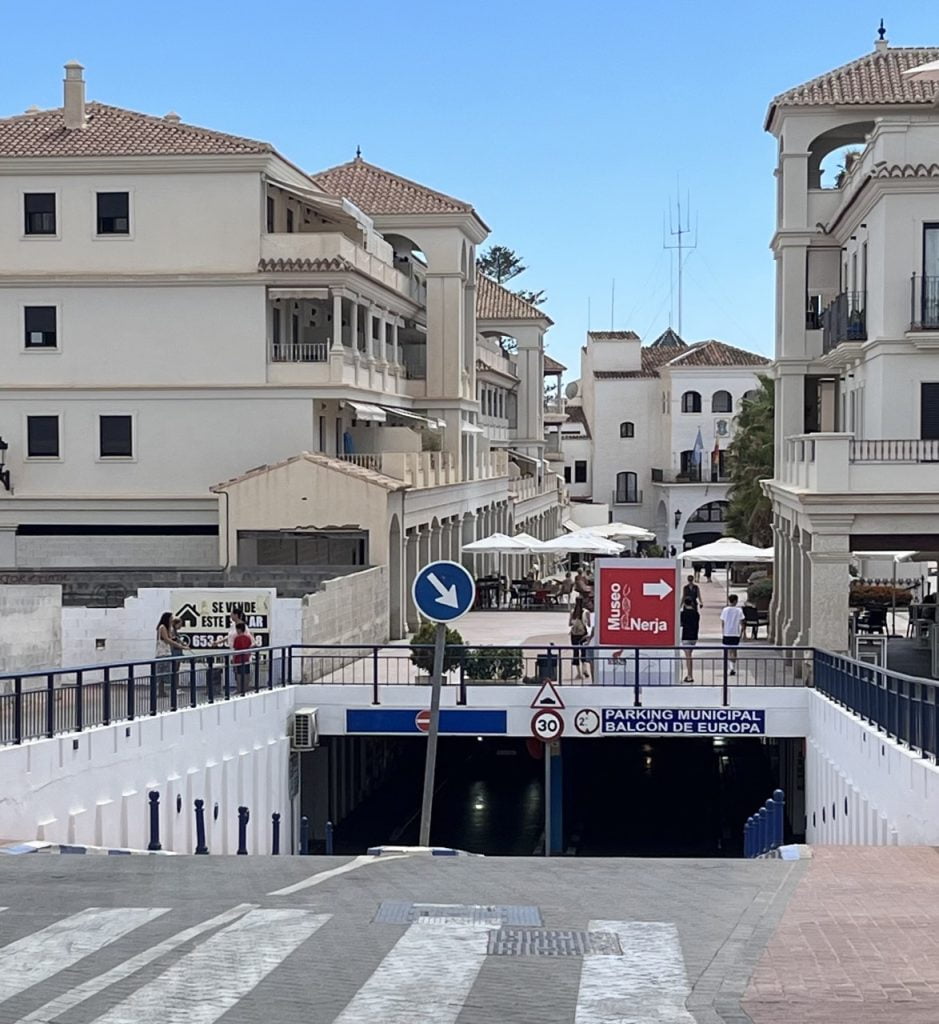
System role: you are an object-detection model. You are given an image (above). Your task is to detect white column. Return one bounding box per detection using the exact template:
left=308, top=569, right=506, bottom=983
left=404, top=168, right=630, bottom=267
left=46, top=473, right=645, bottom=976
left=807, top=526, right=852, bottom=652
left=330, top=292, right=343, bottom=350
left=350, top=298, right=360, bottom=351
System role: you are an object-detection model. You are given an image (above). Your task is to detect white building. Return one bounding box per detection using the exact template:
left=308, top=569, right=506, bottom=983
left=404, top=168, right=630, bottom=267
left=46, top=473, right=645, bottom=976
left=0, top=63, right=564, bottom=636
left=564, top=329, right=769, bottom=550
left=763, top=34, right=939, bottom=651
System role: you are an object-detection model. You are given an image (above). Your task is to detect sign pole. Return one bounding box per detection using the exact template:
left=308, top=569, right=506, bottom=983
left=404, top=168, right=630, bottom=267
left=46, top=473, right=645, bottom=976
left=544, top=742, right=551, bottom=857
left=418, top=622, right=447, bottom=847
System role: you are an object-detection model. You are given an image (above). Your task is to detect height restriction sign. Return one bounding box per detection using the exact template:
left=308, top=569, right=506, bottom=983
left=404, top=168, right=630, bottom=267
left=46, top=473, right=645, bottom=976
left=594, top=559, right=680, bottom=648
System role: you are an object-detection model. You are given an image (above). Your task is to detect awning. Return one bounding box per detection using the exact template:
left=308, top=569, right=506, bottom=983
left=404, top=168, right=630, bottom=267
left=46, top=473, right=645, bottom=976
left=461, top=422, right=485, bottom=434
left=381, top=407, right=443, bottom=430
left=348, top=401, right=386, bottom=423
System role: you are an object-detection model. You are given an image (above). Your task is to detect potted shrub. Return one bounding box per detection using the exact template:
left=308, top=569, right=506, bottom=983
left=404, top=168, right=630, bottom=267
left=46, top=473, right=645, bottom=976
left=409, top=622, right=465, bottom=677
left=462, top=647, right=523, bottom=682
left=747, top=578, right=774, bottom=611
left=848, top=583, right=912, bottom=608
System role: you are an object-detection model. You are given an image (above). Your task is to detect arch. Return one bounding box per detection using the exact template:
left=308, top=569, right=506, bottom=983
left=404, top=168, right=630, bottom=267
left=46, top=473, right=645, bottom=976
left=807, top=121, right=874, bottom=188
left=683, top=499, right=730, bottom=547
left=680, top=390, right=701, bottom=413
left=614, top=471, right=638, bottom=504
left=388, top=514, right=402, bottom=639
left=711, top=390, right=732, bottom=414
left=619, top=421, right=635, bottom=438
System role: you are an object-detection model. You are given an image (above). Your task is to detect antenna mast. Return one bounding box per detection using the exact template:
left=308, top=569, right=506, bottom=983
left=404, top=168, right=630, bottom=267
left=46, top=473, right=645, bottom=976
left=663, top=186, right=698, bottom=335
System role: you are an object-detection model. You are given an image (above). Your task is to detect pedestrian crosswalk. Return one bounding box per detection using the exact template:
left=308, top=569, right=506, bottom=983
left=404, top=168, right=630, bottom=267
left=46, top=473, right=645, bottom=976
left=0, top=905, right=696, bottom=1022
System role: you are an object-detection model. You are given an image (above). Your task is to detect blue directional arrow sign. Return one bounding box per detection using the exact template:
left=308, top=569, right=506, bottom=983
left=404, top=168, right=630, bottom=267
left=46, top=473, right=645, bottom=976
left=412, top=560, right=476, bottom=623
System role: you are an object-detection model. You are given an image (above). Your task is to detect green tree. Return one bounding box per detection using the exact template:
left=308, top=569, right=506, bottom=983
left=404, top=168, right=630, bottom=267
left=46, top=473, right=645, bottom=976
left=476, top=245, right=546, bottom=306
left=726, top=375, right=774, bottom=546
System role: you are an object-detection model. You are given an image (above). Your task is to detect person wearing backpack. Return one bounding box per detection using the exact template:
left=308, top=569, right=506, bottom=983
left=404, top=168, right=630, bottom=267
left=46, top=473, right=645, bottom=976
left=569, top=597, right=592, bottom=681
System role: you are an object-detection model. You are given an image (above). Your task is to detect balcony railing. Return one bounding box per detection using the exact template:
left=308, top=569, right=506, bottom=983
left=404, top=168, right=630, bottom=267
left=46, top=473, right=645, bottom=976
left=822, top=291, right=866, bottom=353
left=270, top=341, right=328, bottom=363
left=910, top=274, right=939, bottom=331
left=850, top=439, right=939, bottom=463
left=651, top=468, right=730, bottom=484
left=612, top=489, right=643, bottom=505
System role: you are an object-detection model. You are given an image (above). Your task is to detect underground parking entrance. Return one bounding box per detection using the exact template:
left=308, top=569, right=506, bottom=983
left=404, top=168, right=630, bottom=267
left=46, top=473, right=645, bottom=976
left=299, top=734, right=805, bottom=857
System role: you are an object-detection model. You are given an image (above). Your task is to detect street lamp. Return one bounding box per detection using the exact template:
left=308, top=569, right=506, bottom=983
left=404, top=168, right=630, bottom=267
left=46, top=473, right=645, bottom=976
left=674, top=508, right=682, bottom=529
left=0, top=437, right=9, bottom=492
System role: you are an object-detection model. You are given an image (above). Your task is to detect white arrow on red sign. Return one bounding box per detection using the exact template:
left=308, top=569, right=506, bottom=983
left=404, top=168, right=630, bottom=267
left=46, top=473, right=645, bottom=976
left=642, top=579, right=673, bottom=600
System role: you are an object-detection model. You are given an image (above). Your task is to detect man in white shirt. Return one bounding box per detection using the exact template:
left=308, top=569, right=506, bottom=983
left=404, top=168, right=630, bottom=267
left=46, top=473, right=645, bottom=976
left=720, top=594, right=746, bottom=676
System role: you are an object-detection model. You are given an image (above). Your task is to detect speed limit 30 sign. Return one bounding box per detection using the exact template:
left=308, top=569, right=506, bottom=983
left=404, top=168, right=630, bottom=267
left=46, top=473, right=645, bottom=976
left=531, top=708, right=564, bottom=740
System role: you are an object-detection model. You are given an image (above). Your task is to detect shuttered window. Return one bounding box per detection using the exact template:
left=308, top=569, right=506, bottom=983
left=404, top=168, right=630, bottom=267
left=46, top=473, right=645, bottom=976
left=922, top=383, right=939, bottom=440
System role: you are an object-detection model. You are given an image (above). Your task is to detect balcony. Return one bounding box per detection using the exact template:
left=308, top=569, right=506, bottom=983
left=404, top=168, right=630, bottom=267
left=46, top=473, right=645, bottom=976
left=910, top=275, right=939, bottom=331
left=612, top=489, right=643, bottom=505
left=270, top=341, right=328, bottom=363
left=260, top=233, right=411, bottom=299
left=338, top=448, right=508, bottom=488
left=782, top=433, right=939, bottom=494
left=651, top=468, right=731, bottom=485
left=821, top=291, right=866, bottom=353
left=850, top=439, right=939, bottom=463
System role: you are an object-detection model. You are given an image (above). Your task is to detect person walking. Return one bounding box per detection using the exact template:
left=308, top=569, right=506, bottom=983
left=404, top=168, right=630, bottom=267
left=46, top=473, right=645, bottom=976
left=704, top=561, right=714, bottom=584
left=680, top=597, right=700, bottom=682
left=681, top=574, right=703, bottom=610
left=155, top=611, right=186, bottom=697
left=569, top=597, right=592, bottom=681
left=232, top=622, right=253, bottom=695
left=720, top=594, right=746, bottom=676
left=170, top=616, right=189, bottom=688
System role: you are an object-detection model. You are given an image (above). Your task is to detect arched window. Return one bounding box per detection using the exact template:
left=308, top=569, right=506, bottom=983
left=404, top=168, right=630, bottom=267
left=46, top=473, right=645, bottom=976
left=688, top=501, right=728, bottom=523
left=681, top=390, right=701, bottom=413
left=711, top=390, right=732, bottom=413
left=619, top=421, right=635, bottom=438
left=741, top=389, right=759, bottom=405
left=615, top=471, right=639, bottom=504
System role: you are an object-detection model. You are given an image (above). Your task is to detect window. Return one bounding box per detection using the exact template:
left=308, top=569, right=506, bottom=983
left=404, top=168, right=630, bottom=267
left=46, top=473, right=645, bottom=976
left=574, top=460, right=587, bottom=483
left=96, top=192, right=130, bottom=234
left=24, top=306, right=57, bottom=348
left=921, top=383, right=939, bottom=440
left=711, top=390, right=732, bottom=413
left=286, top=208, right=295, bottom=233
left=681, top=390, right=702, bottom=413
left=679, top=450, right=701, bottom=480
left=619, top=421, right=634, bottom=438
left=564, top=465, right=572, bottom=484
left=266, top=196, right=275, bottom=233
left=615, top=471, right=638, bottom=503
left=688, top=501, right=728, bottom=523
left=24, top=193, right=56, bottom=235
left=99, top=415, right=133, bottom=458
left=27, top=415, right=59, bottom=457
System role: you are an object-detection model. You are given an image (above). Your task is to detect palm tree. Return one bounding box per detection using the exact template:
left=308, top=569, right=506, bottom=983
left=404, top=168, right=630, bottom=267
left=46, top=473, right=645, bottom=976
left=726, top=375, right=774, bottom=546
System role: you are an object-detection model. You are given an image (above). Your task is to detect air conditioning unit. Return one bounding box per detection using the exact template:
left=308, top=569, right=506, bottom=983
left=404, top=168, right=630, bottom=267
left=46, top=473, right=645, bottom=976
left=290, top=708, right=319, bottom=751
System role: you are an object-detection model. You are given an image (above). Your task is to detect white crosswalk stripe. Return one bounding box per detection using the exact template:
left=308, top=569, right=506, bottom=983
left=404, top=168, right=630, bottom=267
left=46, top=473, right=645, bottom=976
left=575, top=920, right=695, bottom=1023
left=333, top=919, right=490, bottom=1024
left=86, top=909, right=330, bottom=1024
left=0, top=907, right=169, bottom=1004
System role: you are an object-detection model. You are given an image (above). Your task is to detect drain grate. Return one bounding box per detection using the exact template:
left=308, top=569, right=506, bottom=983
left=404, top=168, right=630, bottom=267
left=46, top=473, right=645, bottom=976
left=487, top=928, right=623, bottom=957
left=373, top=902, right=542, bottom=925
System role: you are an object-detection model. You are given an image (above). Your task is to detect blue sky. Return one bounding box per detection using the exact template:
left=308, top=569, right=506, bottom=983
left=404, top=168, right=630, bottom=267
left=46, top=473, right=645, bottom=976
left=2, top=1, right=938, bottom=371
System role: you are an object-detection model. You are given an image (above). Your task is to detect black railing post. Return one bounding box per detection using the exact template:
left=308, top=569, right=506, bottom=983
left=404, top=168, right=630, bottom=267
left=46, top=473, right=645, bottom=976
left=271, top=812, right=281, bottom=855
left=286, top=646, right=294, bottom=686
left=458, top=658, right=467, bottom=707
left=147, top=790, right=162, bottom=851
left=633, top=648, right=641, bottom=707
left=254, top=650, right=261, bottom=693
left=299, top=815, right=310, bottom=855
left=149, top=662, right=158, bottom=716
left=206, top=659, right=216, bottom=703
left=722, top=649, right=730, bottom=707
left=13, top=677, right=22, bottom=746
left=194, top=799, right=208, bottom=854
left=371, top=647, right=380, bottom=705
left=223, top=656, right=232, bottom=701
left=46, top=673, right=55, bottom=738
left=189, top=657, right=197, bottom=708
left=170, top=659, right=178, bottom=713
left=102, top=666, right=111, bottom=726
left=127, top=664, right=135, bottom=720
left=75, top=670, right=84, bottom=731
left=237, top=806, right=249, bottom=855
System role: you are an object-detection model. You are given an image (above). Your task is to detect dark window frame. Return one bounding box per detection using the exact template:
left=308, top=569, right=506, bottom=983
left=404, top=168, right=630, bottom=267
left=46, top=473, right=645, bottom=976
left=26, top=415, right=60, bottom=458
left=24, top=192, right=57, bottom=235
left=266, top=196, right=275, bottom=233
left=98, top=415, right=134, bottom=458
left=563, top=465, right=572, bottom=484
left=711, top=390, right=733, bottom=413
left=619, top=421, right=635, bottom=438
left=615, top=471, right=638, bottom=503
left=573, top=460, right=588, bottom=484
left=96, top=191, right=130, bottom=235
left=24, top=305, right=57, bottom=348
left=681, top=390, right=702, bottom=413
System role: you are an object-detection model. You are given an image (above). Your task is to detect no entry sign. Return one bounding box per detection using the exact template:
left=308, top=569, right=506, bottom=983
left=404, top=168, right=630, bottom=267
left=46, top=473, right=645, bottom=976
left=594, top=559, right=680, bottom=648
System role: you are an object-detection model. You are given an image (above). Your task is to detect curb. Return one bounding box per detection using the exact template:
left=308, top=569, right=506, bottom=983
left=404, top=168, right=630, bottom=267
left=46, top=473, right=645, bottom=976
left=0, top=841, right=177, bottom=856
left=366, top=845, right=481, bottom=857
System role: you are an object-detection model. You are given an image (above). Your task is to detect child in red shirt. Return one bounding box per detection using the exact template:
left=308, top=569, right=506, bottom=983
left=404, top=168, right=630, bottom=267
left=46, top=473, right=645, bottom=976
left=232, top=622, right=253, bottom=695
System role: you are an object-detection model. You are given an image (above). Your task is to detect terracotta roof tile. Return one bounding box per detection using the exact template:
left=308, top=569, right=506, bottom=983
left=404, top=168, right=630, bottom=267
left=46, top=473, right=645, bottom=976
left=476, top=274, right=553, bottom=325
left=0, top=102, right=271, bottom=157
left=562, top=405, right=591, bottom=438
left=543, top=353, right=566, bottom=373
left=587, top=330, right=640, bottom=341
left=593, top=345, right=684, bottom=380
left=767, top=46, right=939, bottom=124
left=311, top=156, right=473, bottom=216
left=666, top=340, right=771, bottom=368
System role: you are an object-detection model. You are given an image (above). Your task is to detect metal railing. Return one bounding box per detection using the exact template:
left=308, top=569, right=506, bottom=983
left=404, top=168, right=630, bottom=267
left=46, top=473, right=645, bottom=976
left=611, top=488, right=643, bottom=505
left=270, top=341, right=329, bottom=363
left=815, top=651, right=939, bottom=760
left=822, top=290, right=866, bottom=352
left=0, top=643, right=815, bottom=746
left=651, top=468, right=731, bottom=484
left=850, top=438, right=939, bottom=462
left=910, top=274, right=939, bottom=331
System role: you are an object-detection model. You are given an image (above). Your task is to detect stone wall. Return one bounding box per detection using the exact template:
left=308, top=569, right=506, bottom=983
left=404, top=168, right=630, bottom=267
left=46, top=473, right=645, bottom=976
left=300, top=567, right=389, bottom=680
left=0, top=585, right=62, bottom=678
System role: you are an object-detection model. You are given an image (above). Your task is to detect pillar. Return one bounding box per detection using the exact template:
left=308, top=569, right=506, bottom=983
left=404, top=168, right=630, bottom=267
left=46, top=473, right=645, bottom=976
left=461, top=514, right=476, bottom=572
left=806, top=526, right=852, bottom=652
left=418, top=527, right=430, bottom=574
left=783, top=526, right=801, bottom=647
left=391, top=319, right=400, bottom=365
left=351, top=299, right=360, bottom=351
left=331, top=292, right=343, bottom=350
left=405, top=531, right=419, bottom=631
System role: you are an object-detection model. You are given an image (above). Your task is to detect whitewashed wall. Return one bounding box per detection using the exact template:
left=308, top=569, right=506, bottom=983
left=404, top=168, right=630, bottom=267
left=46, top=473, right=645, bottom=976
left=0, top=585, right=62, bottom=677
left=0, top=689, right=291, bottom=853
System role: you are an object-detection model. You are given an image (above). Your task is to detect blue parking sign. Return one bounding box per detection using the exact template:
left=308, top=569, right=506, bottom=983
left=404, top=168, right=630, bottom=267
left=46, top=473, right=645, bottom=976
left=412, top=560, right=476, bottom=623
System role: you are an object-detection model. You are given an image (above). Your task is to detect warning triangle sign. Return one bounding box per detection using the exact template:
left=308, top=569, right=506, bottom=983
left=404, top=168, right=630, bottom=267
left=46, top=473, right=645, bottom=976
left=530, top=680, right=565, bottom=709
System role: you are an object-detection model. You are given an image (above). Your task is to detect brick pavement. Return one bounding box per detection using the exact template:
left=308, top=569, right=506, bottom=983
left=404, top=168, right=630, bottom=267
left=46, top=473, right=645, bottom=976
left=743, top=846, right=939, bottom=1023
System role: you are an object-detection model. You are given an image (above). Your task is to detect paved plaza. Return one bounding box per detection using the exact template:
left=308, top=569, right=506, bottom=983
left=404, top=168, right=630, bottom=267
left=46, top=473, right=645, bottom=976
left=0, top=846, right=932, bottom=1022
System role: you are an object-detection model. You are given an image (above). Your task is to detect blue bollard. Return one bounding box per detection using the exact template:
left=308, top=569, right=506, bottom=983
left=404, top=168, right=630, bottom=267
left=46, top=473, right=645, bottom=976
left=744, top=816, right=753, bottom=858
left=147, top=790, right=162, bottom=852
left=237, top=806, right=249, bottom=855
left=756, top=807, right=767, bottom=855
left=299, top=815, right=310, bottom=855
left=325, top=820, right=334, bottom=856
left=194, top=798, right=208, bottom=855
left=271, top=812, right=280, bottom=855
left=772, top=789, right=785, bottom=850
left=765, top=797, right=776, bottom=851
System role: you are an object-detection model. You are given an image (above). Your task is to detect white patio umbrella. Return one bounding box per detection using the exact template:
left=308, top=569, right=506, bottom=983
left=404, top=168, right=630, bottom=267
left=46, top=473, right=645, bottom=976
left=682, top=537, right=773, bottom=599
left=539, top=531, right=625, bottom=556
left=903, top=58, right=939, bottom=82
left=562, top=521, right=654, bottom=542
left=462, top=532, right=533, bottom=553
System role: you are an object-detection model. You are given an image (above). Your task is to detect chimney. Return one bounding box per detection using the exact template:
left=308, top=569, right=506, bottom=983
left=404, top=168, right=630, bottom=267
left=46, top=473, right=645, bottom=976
left=63, top=60, right=86, bottom=130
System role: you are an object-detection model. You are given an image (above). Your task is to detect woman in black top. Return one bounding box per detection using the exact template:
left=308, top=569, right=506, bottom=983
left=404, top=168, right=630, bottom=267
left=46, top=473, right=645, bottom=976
left=681, top=575, right=702, bottom=610
left=680, top=597, right=700, bottom=682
